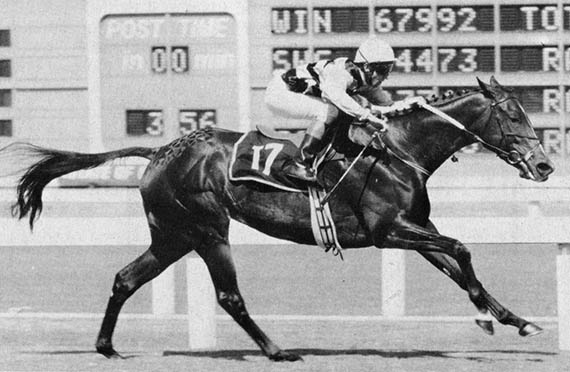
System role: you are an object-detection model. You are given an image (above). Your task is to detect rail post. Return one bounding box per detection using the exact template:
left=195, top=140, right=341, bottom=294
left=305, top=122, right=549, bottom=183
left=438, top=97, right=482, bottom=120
left=381, top=249, right=406, bottom=317
left=186, top=253, right=216, bottom=350
left=557, top=243, right=570, bottom=350
left=151, top=265, right=176, bottom=315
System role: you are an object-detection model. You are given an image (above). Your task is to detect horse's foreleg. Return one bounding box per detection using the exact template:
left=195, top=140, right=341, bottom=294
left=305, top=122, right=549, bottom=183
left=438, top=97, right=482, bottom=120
left=96, top=247, right=168, bottom=358
left=385, top=215, right=486, bottom=315
left=418, top=250, right=543, bottom=335
left=419, top=220, right=542, bottom=336
left=197, top=242, right=302, bottom=362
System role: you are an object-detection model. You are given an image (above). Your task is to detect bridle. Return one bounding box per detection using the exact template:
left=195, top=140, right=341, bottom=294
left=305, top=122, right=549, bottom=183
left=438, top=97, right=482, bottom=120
left=488, top=97, right=542, bottom=167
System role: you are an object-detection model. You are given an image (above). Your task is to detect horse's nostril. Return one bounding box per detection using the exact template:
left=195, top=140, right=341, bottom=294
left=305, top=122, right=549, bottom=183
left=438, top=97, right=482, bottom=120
left=537, top=162, right=554, bottom=176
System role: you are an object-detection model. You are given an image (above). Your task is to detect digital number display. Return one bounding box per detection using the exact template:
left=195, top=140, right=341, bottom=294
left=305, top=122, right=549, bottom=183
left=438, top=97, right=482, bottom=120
left=500, top=5, right=570, bottom=31
left=271, top=6, right=495, bottom=33
left=271, top=46, right=570, bottom=73
left=271, top=5, right=570, bottom=33
left=0, top=119, right=12, bottom=137
left=385, top=86, right=570, bottom=113
left=271, top=7, right=368, bottom=34
left=272, top=48, right=355, bottom=71
left=375, top=6, right=494, bottom=33
left=395, top=47, right=494, bottom=73
left=151, top=46, right=189, bottom=73
left=501, top=45, right=570, bottom=72
left=272, top=47, right=494, bottom=73
left=126, top=110, right=164, bottom=136
left=450, top=86, right=570, bottom=113
left=383, top=87, right=437, bottom=102
left=179, top=109, right=216, bottom=135
left=313, top=7, right=369, bottom=33
left=510, top=86, right=570, bottom=113
left=540, top=128, right=570, bottom=154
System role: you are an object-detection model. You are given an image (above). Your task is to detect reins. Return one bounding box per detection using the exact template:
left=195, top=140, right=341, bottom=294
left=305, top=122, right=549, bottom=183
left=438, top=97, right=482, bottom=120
left=320, top=131, right=380, bottom=206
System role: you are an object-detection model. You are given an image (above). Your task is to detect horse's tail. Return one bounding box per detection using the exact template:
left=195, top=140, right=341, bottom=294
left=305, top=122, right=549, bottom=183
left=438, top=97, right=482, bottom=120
left=2, top=142, right=157, bottom=229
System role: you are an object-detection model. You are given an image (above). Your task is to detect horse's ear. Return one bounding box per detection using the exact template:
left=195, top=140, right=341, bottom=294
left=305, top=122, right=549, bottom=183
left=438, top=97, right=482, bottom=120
left=488, top=75, right=512, bottom=96
left=477, top=77, right=493, bottom=98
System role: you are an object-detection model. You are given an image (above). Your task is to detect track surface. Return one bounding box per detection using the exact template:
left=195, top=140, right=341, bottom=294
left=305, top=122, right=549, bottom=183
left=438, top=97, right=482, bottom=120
left=1, top=317, right=568, bottom=372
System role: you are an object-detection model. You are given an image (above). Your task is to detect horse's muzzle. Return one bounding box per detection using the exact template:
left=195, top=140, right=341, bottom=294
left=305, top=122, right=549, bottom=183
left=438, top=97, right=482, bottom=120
left=519, top=158, right=554, bottom=182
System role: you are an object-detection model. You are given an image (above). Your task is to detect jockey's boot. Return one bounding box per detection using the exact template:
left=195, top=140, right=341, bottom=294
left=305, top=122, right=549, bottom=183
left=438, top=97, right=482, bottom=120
left=282, top=134, right=325, bottom=183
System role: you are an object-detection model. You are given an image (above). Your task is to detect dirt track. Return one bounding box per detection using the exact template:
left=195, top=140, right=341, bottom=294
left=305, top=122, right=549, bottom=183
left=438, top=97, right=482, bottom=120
left=1, top=317, right=568, bottom=372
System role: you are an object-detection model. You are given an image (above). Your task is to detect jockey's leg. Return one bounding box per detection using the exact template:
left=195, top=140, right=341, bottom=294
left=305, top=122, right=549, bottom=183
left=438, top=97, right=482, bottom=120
left=282, top=122, right=328, bottom=183
left=265, top=73, right=340, bottom=183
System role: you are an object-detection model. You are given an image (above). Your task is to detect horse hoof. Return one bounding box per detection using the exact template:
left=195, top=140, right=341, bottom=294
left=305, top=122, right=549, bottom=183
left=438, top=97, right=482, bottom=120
left=96, top=345, right=124, bottom=359
left=475, top=319, right=494, bottom=335
left=269, top=350, right=303, bottom=362
left=519, top=322, right=543, bottom=337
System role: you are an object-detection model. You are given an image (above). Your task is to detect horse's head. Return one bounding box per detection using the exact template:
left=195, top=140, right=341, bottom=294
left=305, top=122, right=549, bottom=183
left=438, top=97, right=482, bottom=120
left=477, top=76, right=554, bottom=182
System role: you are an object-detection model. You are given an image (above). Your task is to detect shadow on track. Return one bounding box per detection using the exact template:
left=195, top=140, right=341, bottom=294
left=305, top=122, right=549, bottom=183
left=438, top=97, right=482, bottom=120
left=163, top=348, right=556, bottom=362
left=20, top=350, right=139, bottom=359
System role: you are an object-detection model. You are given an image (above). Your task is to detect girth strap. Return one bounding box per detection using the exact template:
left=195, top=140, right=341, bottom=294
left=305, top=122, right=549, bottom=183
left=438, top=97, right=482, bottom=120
left=308, top=186, right=343, bottom=259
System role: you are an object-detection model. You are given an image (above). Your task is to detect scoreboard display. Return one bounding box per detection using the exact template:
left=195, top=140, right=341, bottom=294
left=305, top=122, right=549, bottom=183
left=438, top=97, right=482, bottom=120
left=100, top=13, right=237, bottom=148
left=249, top=0, right=570, bottom=154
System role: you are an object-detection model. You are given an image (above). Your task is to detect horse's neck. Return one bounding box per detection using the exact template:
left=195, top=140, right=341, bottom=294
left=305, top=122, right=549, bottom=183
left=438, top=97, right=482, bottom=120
left=389, top=93, right=488, bottom=175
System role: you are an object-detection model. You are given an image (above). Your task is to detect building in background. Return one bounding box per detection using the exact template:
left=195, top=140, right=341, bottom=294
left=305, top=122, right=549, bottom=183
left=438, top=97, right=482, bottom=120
left=0, top=0, right=568, bottom=157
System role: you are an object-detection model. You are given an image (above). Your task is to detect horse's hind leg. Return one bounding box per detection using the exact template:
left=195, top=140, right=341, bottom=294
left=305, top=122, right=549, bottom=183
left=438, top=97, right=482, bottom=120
left=95, top=243, right=187, bottom=358
left=197, top=241, right=302, bottom=362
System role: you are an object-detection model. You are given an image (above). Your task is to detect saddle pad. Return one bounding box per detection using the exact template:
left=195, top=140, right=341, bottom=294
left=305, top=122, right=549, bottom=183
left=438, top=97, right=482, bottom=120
left=229, top=131, right=306, bottom=192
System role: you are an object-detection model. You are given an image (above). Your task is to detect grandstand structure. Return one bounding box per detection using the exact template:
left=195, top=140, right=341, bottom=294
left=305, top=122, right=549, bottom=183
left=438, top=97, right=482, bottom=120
left=0, top=0, right=568, bottom=162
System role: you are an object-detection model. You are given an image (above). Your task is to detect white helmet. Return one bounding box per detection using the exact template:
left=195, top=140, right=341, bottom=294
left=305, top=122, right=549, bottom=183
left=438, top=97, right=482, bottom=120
left=354, top=38, right=395, bottom=64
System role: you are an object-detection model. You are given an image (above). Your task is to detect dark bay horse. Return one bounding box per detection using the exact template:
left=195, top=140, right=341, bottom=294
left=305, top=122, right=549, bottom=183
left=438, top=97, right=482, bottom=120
left=5, top=77, right=554, bottom=361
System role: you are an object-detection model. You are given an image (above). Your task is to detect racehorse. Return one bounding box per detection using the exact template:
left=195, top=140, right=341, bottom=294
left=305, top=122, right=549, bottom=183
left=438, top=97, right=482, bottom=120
left=5, top=77, right=554, bottom=362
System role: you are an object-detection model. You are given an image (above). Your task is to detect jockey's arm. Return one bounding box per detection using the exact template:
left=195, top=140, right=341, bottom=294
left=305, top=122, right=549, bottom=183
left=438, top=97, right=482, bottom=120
left=319, top=62, right=383, bottom=125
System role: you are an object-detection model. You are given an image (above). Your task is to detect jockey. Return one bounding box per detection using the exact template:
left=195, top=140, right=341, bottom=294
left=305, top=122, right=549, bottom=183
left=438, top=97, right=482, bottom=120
left=265, top=37, right=403, bottom=184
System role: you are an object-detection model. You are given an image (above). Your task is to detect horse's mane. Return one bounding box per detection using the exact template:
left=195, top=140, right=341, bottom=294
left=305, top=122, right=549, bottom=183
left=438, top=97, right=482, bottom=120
left=425, top=88, right=479, bottom=106
left=381, top=88, right=482, bottom=120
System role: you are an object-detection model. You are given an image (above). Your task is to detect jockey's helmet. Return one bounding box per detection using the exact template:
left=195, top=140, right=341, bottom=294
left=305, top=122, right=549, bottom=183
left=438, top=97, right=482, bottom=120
left=354, top=38, right=395, bottom=87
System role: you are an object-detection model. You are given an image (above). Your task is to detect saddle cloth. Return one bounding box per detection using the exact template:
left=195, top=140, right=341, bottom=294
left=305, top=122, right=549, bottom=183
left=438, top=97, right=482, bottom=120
left=229, top=131, right=343, bottom=256
left=229, top=131, right=304, bottom=192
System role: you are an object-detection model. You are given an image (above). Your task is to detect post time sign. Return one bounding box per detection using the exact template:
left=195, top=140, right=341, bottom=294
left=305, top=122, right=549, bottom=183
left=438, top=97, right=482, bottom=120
left=100, top=13, right=237, bottom=148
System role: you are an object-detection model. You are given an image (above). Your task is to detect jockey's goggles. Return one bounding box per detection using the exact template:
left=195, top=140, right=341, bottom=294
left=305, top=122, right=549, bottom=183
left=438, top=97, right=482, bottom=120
left=368, top=62, right=394, bottom=77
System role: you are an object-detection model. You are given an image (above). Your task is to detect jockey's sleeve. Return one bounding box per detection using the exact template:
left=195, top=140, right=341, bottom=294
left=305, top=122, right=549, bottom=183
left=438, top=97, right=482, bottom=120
left=319, top=61, right=370, bottom=120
